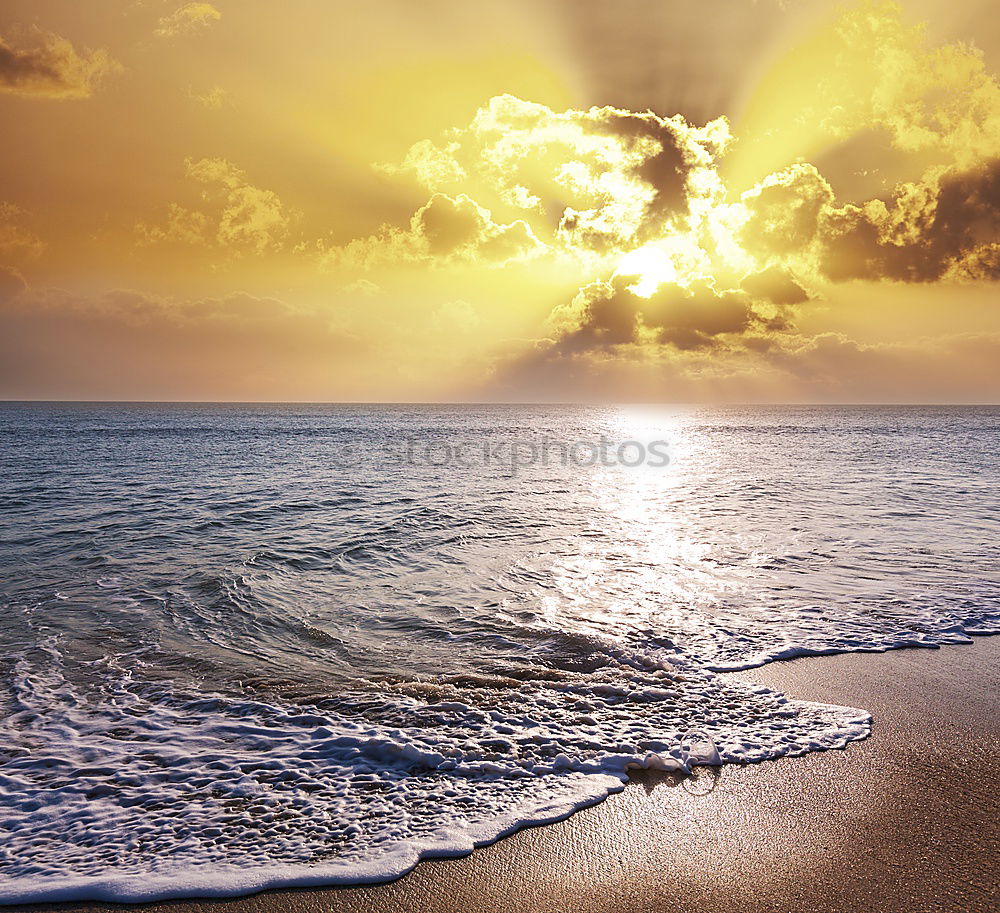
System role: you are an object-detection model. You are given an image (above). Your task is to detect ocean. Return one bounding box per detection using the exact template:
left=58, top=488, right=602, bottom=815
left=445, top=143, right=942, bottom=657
left=0, top=403, right=997, bottom=903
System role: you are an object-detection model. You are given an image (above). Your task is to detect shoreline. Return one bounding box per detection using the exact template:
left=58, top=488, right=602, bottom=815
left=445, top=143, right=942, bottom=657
left=7, top=636, right=999, bottom=913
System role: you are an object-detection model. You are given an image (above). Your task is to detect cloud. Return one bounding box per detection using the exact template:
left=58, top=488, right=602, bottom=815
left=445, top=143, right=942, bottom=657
left=0, top=28, right=118, bottom=99
left=0, top=203, right=44, bottom=263
left=729, top=0, right=1000, bottom=189
left=489, top=326, right=1000, bottom=404
left=0, top=267, right=26, bottom=301
left=513, top=143, right=1000, bottom=381
left=739, top=163, right=834, bottom=266
left=433, top=299, right=480, bottom=333
left=40, top=0, right=992, bottom=403
left=740, top=266, right=811, bottom=306
left=137, top=159, right=292, bottom=256
left=832, top=1, right=1000, bottom=168
left=136, top=202, right=208, bottom=247
left=752, top=331, right=1000, bottom=401
left=324, top=192, right=546, bottom=271
left=155, top=3, right=222, bottom=39
left=358, top=1, right=1000, bottom=295
left=703, top=154, right=1000, bottom=284
left=544, top=275, right=767, bottom=359
left=342, top=278, right=380, bottom=297
left=490, top=129, right=1000, bottom=393
left=189, top=85, right=230, bottom=109
left=340, top=19, right=1000, bottom=399
left=818, top=159, right=1000, bottom=282
left=388, top=94, right=731, bottom=255
left=186, top=158, right=290, bottom=254
left=0, top=286, right=358, bottom=400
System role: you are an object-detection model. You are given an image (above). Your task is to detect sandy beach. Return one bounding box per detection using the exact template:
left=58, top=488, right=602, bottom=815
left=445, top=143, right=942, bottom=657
left=10, top=636, right=998, bottom=913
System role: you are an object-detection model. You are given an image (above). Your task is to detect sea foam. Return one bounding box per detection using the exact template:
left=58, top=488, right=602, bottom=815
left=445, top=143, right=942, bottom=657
left=0, top=634, right=867, bottom=904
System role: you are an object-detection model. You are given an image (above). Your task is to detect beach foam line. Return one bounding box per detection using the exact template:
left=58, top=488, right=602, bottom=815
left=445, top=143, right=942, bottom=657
left=0, top=636, right=870, bottom=905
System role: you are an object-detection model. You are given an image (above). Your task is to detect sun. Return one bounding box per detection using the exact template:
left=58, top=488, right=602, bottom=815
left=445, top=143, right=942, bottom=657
left=614, top=245, right=678, bottom=298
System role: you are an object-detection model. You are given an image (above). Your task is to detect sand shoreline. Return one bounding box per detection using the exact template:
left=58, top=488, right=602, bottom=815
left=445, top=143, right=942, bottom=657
left=7, top=637, right=999, bottom=913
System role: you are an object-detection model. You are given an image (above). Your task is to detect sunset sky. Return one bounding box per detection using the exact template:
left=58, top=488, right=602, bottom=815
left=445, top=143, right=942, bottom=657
left=2, top=0, right=999, bottom=402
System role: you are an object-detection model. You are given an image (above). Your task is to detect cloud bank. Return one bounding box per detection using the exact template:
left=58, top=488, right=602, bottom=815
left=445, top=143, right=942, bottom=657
left=0, top=284, right=358, bottom=400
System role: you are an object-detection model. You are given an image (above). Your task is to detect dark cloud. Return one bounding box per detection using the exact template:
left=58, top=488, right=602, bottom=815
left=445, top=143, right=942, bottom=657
left=820, top=159, right=1000, bottom=282
left=740, top=267, right=810, bottom=306
left=0, top=29, right=118, bottom=99
left=591, top=109, right=714, bottom=239
left=413, top=192, right=544, bottom=263
left=817, top=203, right=884, bottom=283
left=488, top=328, right=1000, bottom=405
left=549, top=275, right=756, bottom=356
left=641, top=280, right=753, bottom=347
left=555, top=279, right=639, bottom=350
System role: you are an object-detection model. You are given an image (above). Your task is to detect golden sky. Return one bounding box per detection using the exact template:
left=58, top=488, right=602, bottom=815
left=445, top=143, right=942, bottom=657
left=1, top=0, right=999, bottom=402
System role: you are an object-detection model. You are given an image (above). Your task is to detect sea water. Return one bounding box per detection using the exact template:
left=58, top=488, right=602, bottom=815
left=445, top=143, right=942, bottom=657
left=0, top=404, right=996, bottom=902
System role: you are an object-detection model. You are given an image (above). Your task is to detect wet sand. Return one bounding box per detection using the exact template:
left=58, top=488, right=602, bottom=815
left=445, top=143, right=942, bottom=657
left=9, top=637, right=999, bottom=913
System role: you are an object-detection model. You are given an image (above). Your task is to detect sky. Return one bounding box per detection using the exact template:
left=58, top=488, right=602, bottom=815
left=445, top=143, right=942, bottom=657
left=1, top=0, right=999, bottom=402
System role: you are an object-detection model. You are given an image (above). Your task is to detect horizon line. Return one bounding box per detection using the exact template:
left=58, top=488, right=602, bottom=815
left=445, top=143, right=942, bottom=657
left=1, top=400, right=998, bottom=408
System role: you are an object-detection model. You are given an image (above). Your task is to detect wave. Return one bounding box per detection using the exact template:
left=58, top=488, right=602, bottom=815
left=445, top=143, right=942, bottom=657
left=0, top=628, right=869, bottom=905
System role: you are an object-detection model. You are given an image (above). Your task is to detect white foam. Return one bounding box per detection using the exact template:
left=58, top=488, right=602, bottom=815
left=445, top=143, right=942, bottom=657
left=0, top=636, right=868, bottom=904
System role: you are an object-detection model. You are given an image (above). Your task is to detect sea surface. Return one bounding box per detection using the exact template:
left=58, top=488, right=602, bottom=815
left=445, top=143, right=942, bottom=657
left=0, top=404, right=997, bottom=903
